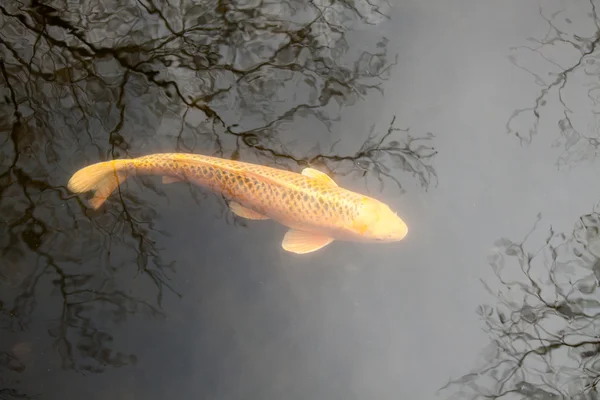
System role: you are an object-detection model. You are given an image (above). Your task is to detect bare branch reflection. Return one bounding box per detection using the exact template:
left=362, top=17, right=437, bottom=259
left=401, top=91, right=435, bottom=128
left=506, top=0, right=600, bottom=169
left=441, top=206, right=600, bottom=399
left=0, top=0, right=434, bottom=392
left=0, top=388, right=30, bottom=400
left=310, top=116, right=437, bottom=193
left=0, top=350, right=30, bottom=399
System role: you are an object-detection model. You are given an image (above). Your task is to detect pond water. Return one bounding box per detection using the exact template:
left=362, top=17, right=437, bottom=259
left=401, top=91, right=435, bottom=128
left=3, top=0, right=600, bottom=399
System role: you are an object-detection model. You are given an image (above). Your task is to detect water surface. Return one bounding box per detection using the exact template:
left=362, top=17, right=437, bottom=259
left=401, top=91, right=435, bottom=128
left=3, top=0, right=600, bottom=399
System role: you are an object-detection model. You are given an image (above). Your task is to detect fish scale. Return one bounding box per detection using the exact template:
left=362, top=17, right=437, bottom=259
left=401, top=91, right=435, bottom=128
left=132, top=153, right=361, bottom=229
left=67, top=152, right=408, bottom=254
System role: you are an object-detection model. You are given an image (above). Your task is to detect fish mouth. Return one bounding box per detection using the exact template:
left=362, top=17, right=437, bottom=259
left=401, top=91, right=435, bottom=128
left=366, top=215, right=408, bottom=242
left=373, top=226, right=407, bottom=242
left=389, top=213, right=408, bottom=241
left=388, top=220, right=408, bottom=241
left=398, top=220, right=408, bottom=240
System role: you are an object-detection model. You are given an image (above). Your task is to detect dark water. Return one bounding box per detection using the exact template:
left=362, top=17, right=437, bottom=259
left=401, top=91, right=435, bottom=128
left=2, top=0, right=600, bottom=399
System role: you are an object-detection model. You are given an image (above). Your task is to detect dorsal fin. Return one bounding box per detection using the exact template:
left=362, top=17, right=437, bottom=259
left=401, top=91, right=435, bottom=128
left=301, top=168, right=337, bottom=186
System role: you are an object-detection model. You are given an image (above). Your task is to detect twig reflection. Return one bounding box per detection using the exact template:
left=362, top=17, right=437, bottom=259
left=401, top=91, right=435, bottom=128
left=442, top=206, right=600, bottom=399
left=0, top=0, right=435, bottom=392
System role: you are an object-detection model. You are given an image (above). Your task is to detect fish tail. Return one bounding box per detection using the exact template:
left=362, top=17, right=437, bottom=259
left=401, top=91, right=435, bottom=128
left=68, top=159, right=133, bottom=209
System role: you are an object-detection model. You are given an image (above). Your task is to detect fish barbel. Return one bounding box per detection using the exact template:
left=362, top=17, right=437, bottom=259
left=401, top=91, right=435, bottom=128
left=67, top=153, right=408, bottom=254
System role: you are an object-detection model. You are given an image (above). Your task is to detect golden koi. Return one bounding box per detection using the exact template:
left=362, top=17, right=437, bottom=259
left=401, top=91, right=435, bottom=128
left=67, top=153, right=408, bottom=254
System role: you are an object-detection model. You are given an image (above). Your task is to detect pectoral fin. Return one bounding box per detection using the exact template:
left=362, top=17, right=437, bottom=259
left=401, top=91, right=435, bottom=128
left=229, top=202, right=269, bottom=220
left=301, top=168, right=337, bottom=186
left=282, top=229, right=334, bottom=254
left=162, top=176, right=185, bottom=184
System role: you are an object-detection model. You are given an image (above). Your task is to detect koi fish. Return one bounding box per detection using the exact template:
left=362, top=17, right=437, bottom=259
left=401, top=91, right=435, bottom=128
left=67, top=153, right=408, bottom=254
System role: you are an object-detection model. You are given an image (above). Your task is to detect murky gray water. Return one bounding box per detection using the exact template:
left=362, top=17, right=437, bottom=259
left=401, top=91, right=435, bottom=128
left=3, top=0, right=600, bottom=399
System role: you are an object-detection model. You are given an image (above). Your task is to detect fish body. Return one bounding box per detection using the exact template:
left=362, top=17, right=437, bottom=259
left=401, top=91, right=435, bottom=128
left=68, top=153, right=408, bottom=254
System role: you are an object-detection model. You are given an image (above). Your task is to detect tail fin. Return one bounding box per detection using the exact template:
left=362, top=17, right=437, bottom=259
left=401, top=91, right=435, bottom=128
left=68, top=159, right=133, bottom=209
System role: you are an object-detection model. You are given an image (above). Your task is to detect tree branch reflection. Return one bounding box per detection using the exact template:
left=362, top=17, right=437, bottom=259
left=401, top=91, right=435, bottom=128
left=0, top=0, right=434, bottom=389
left=441, top=206, right=600, bottom=399
left=0, top=350, right=30, bottom=399
left=506, top=0, right=600, bottom=169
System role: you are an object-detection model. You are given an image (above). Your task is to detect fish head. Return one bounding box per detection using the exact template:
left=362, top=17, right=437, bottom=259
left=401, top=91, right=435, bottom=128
left=351, top=197, right=408, bottom=242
